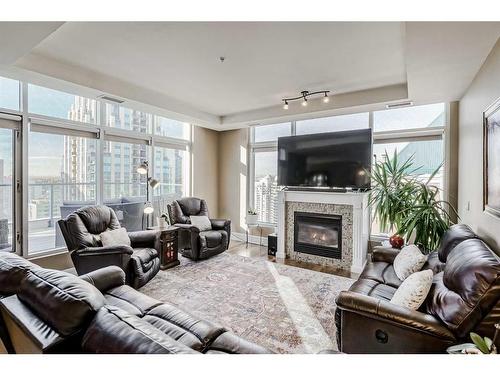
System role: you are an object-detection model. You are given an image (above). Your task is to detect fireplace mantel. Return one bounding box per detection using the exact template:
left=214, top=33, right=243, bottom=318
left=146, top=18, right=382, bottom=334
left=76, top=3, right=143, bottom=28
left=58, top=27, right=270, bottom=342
left=276, top=189, right=370, bottom=274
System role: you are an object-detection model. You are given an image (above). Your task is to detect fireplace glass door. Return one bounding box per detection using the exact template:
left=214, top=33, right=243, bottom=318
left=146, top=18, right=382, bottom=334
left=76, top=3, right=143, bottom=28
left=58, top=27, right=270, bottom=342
left=294, top=212, right=342, bottom=259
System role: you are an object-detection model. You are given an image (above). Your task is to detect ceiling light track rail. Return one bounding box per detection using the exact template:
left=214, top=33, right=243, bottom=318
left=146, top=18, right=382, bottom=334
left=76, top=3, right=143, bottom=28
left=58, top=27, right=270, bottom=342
left=282, top=90, right=330, bottom=109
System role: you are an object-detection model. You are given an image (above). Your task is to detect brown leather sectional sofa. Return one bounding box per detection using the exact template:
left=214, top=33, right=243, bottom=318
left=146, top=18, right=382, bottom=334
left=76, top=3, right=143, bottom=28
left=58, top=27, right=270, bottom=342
left=335, top=224, right=500, bottom=353
left=0, top=252, right=271, bottom=354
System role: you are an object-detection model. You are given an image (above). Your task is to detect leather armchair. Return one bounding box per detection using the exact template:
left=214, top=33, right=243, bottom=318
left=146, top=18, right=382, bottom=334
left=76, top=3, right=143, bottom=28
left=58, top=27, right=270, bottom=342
left=58, top=205, right=160, bottom=289
left=167, top=197, right=231, bottom=260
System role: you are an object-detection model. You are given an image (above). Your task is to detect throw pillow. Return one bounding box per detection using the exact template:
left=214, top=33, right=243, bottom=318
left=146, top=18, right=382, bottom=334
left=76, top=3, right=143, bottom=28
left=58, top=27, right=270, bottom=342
left=393, top=244, right=427, bottom=281
left=100, top=227, right=131, bottom=247
left=390, top=269, right=434, bottom=310
left=190, top=215, right=212, bottom=231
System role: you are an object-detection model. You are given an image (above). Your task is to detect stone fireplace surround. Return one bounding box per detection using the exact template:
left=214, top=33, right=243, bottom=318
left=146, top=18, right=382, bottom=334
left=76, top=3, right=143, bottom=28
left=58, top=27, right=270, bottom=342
left=277, top=190, right=370, bottom=274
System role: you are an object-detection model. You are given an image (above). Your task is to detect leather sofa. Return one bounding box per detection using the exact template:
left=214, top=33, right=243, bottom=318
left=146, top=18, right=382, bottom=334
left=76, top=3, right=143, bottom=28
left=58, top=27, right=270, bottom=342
left=58, top=205, right=160, bottom=289
left=0, top=252, right=271, bottom=354
left=335, top=224, right=500, bottom=353
left=168, top=197, right=231, bottom=260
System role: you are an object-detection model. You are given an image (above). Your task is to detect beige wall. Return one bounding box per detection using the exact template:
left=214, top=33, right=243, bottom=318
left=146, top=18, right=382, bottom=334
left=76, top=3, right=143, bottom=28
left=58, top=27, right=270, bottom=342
left=217, top=129, right=248, bottom=234
left=458, top=38, right=500, bottom=254
left=192, top=125, right=219, bottom=217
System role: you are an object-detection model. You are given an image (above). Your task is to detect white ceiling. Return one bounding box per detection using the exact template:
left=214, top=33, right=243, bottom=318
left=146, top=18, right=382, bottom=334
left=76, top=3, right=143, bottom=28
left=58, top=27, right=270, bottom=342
left=1, top=22, right=499, bottom=128
left=26, top=22, right=406, bottom=115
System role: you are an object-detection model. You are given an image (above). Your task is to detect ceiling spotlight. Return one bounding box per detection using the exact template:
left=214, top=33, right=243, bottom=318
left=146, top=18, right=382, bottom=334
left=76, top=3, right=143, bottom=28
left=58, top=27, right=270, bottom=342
left=281, top=90, right=330, bottom=110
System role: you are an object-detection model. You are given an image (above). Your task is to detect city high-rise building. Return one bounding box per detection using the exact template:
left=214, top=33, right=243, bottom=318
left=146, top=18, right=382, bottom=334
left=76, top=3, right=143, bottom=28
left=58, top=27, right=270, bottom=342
left=254, top=174, right=278, bottom=223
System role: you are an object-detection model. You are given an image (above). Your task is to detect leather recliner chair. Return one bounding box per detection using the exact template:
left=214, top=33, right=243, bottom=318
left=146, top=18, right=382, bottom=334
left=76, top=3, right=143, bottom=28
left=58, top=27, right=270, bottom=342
left=167, top=197, right=231, bottom=260
left=335, top=224, right=500, bottom=353
left=58, top=205, right=160, bottom=289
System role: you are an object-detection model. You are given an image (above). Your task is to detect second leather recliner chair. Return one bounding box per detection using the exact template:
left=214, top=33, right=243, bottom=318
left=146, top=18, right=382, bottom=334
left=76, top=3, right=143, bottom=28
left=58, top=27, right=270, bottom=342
left=167, top=197, right=231, bottom=260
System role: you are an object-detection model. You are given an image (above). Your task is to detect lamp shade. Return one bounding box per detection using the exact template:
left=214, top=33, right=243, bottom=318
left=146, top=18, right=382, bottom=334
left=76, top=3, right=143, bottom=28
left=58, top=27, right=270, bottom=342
left=143, top=201, right=154, bottom=214
left=137, top=161, right=148, bottom=175
left=148, top=178, right=160, bottom=189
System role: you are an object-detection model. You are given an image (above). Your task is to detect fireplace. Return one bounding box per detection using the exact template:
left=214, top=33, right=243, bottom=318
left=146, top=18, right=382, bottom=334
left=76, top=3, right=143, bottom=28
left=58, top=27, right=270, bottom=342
left=293, top=212, right=342, bottom=259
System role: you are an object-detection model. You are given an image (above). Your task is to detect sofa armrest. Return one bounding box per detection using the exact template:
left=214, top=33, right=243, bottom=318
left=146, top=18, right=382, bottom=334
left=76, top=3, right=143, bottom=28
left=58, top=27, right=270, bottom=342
left=74, top=245, right=134, bottom=257
left=71, top=245, right=133, bottom=276
left=371, top=246, right=400, bottom=264
left=79, top=266, right=126, bottom=292
left=128, top=230, right=159, bottom=249
left=0, top=295, right=65, bottom=353
left=210, top=219, right=230, bottom=230
left=336, top=291, right=455, bottom=340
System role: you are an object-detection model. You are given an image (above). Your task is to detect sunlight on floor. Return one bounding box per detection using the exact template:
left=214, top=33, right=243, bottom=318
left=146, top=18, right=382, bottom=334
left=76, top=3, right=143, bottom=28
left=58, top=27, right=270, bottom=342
left=265, top=261, right=334, bottom=353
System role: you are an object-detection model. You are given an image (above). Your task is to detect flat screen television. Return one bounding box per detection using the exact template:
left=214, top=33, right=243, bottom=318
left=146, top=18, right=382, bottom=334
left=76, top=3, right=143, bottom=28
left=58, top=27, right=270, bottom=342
left=277, top=128, right=372, bottom=190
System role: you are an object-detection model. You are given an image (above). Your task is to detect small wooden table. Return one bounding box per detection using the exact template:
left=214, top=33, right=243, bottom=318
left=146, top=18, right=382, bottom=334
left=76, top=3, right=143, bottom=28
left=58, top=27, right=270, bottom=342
left=148, top=226, right=180, bottom=270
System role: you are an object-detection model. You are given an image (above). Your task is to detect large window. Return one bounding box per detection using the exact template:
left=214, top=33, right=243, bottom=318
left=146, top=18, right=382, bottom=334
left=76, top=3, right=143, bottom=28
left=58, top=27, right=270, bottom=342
left=0, top=75, right=192, bottom=256
left=28, top=131, right=97, bottom=253
left=103, top=141, right=150, bottom=200
left=0, top=77, right=20, bottom=111
left=28, top=84, right=97, bottom=124
left=250, top=105, right=446, bottom=229
left=105, top=103, right=151, bottom=133
left=296, top=112, right=369, bottom=135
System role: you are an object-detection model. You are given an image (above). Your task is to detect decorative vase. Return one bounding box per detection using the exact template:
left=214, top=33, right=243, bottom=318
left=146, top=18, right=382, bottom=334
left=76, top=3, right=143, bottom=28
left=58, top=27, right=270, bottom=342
left=389, top=234, right=404, bottom=249
left=246, top=214, right=258, bottom=225
left=157, top=217, right=167, bottom=229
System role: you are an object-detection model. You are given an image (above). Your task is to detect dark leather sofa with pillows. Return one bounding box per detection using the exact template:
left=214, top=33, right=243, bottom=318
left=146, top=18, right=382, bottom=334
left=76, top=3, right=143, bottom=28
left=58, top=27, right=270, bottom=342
left=58, top=205, right=160, bottom=289
left=335, top=224, right=500, bottom=353
left=168, top=197, right=231, bottom=260
left=0, top=252, right=271, bottom=354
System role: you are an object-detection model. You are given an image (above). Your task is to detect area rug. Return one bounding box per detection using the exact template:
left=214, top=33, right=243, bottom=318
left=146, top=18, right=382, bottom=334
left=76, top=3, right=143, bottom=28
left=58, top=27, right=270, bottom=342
left=140, top=253, right=354, bottom=354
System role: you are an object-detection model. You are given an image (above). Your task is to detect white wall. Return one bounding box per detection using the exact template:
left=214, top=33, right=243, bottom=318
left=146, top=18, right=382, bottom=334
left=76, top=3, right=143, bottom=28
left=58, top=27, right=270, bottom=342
left=458, top=38, right=500, bottom=254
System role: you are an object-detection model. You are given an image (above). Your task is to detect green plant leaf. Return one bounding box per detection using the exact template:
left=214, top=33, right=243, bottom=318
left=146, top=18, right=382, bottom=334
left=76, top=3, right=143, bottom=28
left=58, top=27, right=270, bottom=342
left=484, top=337, right=493, bottom=351
left=470, top=332, right=490, bottom=354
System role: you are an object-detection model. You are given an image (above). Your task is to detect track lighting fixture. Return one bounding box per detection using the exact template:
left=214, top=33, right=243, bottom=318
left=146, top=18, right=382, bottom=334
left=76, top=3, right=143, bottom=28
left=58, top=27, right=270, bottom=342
left=282, top=90, right=331, bottom=110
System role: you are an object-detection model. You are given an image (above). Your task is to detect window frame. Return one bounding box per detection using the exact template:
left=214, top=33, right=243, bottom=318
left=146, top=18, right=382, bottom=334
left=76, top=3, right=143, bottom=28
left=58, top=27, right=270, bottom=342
left=0, top=76, right=193, bottom=258
left=248, top=106, right=448, bottom=233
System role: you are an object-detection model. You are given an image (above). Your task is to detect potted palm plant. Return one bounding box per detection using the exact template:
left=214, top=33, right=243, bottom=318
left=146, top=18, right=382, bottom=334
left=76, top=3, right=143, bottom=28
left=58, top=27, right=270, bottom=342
left=369, top=151, right=457, bottom=253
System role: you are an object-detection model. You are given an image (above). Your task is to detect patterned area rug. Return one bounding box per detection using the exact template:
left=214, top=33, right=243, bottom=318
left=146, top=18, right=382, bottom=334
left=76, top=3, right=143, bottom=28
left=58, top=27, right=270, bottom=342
left=140, top=252, right=354, bottom=354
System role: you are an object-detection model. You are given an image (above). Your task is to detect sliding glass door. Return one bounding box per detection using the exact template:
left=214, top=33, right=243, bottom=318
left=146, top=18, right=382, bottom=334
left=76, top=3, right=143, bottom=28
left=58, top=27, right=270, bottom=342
left=0, top=117, right=20, bottom=253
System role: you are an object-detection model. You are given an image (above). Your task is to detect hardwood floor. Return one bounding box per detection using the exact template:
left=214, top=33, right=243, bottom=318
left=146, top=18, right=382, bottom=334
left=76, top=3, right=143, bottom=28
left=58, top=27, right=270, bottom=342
left=227, top=239, right=354, bottom=278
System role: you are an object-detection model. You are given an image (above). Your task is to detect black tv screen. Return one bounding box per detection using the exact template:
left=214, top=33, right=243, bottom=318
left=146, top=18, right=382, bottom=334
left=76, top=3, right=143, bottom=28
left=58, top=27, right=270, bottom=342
left=277, top=128, right=372, bottom=190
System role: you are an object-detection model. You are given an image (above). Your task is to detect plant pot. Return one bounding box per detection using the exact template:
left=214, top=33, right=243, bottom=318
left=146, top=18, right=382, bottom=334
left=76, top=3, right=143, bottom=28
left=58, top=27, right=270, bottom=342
left=246, top=214, right=258, bottom=225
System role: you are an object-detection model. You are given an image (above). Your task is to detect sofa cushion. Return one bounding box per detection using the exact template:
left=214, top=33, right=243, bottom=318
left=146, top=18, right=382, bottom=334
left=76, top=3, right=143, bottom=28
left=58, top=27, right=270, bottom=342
left=348, top=278, right=398, bottom=301
left=144, top=304, right=226, bottom=349
left=81, top=305, right=197, bottom=354
left=104, top=284, right=162, bottom=316
left=391, top=269, right=434, bottom=310
left=359, top=261, right=402, bottom=289
left=426, top=238, right=500, bottom=338
left=437, top=223, right=477, bottom=262
left=0, top=252, right=39, bottom=295
left=393, top=245, right=427, bottom=281
left=205, top=331, right=273, bottom=354
left=18, top=268, right=106, bottom=336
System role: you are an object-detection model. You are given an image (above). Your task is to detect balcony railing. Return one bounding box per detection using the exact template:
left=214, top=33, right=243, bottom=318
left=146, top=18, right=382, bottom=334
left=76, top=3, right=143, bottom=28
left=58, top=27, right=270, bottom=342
left=0, top=181, right=183, bottom=254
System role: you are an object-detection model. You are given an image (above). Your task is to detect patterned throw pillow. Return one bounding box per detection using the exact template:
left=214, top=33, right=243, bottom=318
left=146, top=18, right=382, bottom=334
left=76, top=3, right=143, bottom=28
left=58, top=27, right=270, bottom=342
left=393, top=244, right=427, bottom=281
left=390, top=269, right=434, bottom=310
